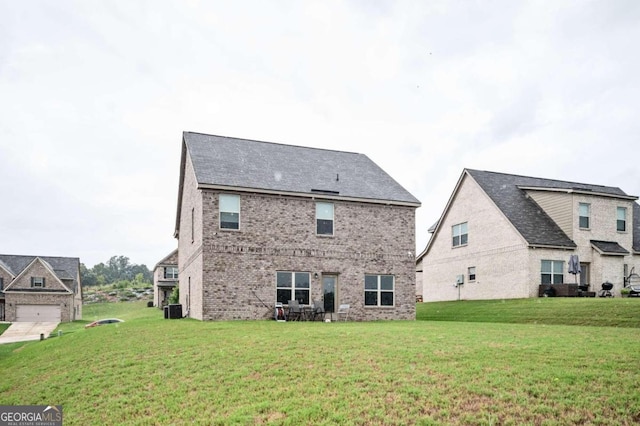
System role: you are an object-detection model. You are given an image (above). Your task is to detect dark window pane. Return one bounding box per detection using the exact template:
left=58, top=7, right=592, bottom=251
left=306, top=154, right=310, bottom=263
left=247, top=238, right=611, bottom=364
left=365, top=291, right=378, bottom=306
left=452, top=236, right=459, bottom=246
left=381, top=292, right=394, bottom=306
left=618, top=220, right=626, bottom=232
left=460, top=234, right=468, bottom=245
left=221, top=212, right=239, bottom=229
left=295, top=273, right=310, bottom=288
left=294, top=289, right=309, bottom=305
left=541, top=274, right=551, bottom=284
left=277, top=289, right=292, bottom=304
left=553, top=275, right=564, bottom=284
left=579, top=216, right=589, bottom=228
left=317, top=219, right=333, bottom=235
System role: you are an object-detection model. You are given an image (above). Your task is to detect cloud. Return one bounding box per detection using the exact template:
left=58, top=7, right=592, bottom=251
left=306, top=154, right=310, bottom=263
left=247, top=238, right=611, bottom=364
left=1, top=0, right=640, bottom=265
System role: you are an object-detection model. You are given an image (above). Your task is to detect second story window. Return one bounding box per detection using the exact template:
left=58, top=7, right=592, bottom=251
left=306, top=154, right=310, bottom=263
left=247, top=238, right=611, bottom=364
left=316, top=202, right=334, bottom=236
left=220, top=194, right=240, bottom=230
left=452, top=222, right=468, bottom=247
left=0, top=277, right=3, bottom=291
left=617, top=207, right=627, bottom=232
left=579, top=203, right=590, bottom=229
left=164, top=267, right=178, bottom=280
left=31, top=277, right=45, bottom=288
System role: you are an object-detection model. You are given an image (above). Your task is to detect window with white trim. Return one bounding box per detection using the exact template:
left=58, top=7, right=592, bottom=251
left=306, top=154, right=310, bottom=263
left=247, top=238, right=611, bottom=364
left=364, top=274, right=394, bottom=306
left=316, top=202, right=334, bottom=236
left=579, top=203, right=590, bottom=229
left=276, top=272, right=310, bottom=305
left=220, top=194, right=240, bottom=230
left=468, top=267, right=476, bottom=282
left=31, top=277, right=45, bottom=288
left=541, top=260, right=563, bottom=284
left=164, top=267, right=178, bottom=280
left=452, top=222, right=468, bottom=247
left=617, top=207, right=627, bottom=232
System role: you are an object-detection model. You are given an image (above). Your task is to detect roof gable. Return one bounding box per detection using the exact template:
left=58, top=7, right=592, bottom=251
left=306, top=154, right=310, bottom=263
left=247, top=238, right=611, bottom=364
left=0, top=254, right=80, bottom=291
left=4, top=257, right=73, bottom=293
left=154, top=249, right=178, bottom=270
left=183, top=132, right=420, bottom=205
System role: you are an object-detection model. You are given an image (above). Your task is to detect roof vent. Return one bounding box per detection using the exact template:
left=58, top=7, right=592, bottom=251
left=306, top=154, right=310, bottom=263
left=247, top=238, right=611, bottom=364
left=311, top=189, right=340, bottom=195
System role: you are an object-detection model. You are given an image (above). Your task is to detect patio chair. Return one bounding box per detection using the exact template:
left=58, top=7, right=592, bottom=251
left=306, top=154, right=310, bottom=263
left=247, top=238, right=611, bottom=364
left=337, top=304, right=350, bottom=321
left=311, top=300, right=325, bottom=321
left=287, top=300, right=303, bottom=321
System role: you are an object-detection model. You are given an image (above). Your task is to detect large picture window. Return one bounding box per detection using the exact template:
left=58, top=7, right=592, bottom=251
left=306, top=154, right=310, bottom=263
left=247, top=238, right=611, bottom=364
left=364, top=274, right=394, bottom=307
left=452, top=222, right=468, bottom=247
left=276, top=272, right=310, bottom=305
left=316, top=202, right=334, bottom=235
left=617, top=207, right=627, bottom=232
left=579, top=203, right=590, bottom=229
left=220, top=194, right=240, bottom=230
left=541, top=260, right=563, bottom=284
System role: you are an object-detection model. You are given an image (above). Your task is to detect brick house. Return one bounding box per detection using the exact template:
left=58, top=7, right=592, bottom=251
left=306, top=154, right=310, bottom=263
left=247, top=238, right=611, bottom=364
left=416, top=169, right=640, bottom=302
left=153, top=249, right=178, bottom=308
left=174, top=132, right=421, bottom=320
left=0, top=254, right=82, bottom=322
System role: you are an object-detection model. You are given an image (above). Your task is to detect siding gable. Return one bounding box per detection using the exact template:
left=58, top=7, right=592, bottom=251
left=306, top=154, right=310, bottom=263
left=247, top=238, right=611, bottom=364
left=526, top=190, right=573, bottom=239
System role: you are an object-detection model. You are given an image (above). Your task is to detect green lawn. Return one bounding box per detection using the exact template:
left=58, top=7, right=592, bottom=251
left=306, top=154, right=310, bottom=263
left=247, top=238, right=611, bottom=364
left=417, top=297, right=640, bottom=327
left=1, top=300, right=639, bottom=425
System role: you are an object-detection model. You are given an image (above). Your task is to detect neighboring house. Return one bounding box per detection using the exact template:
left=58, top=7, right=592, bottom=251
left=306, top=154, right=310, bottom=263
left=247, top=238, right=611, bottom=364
left=416, top=169, right=640, bottom=302
left=0, top=254, right=82, bottom=322
left=174, top=132, right=421, bottom=321
left=153, top=249, right=178, bottom=308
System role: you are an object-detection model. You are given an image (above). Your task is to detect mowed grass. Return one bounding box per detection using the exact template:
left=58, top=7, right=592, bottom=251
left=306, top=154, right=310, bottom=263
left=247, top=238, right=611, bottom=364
left=0, top=301, right=638, bottom=425
left=417, top=297, right=640, bottom=327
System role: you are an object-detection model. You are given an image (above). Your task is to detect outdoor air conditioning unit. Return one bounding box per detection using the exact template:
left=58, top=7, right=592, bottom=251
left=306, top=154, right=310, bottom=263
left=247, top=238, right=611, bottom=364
left=168, top=304, right=182, bottom=319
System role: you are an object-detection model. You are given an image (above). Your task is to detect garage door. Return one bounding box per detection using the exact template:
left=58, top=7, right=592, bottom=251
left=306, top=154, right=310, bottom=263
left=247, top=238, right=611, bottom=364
left=16, top=305, right=61, bottom=322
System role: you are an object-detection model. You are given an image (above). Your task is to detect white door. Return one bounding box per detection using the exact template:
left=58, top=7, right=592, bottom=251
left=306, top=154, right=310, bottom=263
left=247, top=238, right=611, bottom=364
left=16, top=304, right=61, bottom=322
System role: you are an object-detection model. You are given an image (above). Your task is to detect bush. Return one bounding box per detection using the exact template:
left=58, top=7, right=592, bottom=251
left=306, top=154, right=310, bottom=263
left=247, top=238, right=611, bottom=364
left=168, top=286, right=179, bottom=304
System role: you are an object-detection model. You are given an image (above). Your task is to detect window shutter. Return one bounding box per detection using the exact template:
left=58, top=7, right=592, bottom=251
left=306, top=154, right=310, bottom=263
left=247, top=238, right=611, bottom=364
left=31, top=277, right=35, bottom=287
left=0, top=277, right=3, bottom=291
left=42, top=277, right=46, bottom=287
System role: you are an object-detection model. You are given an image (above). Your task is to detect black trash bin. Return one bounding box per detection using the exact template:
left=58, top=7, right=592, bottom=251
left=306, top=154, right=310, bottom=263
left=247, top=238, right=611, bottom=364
left=168, top=304, right=182, bottom=319
left=163, top=305, right=169, bottom=319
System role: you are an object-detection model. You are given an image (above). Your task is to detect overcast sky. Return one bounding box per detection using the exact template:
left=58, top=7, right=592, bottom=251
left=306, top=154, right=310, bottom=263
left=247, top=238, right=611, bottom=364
left=1, top=1, right=639, bottom=268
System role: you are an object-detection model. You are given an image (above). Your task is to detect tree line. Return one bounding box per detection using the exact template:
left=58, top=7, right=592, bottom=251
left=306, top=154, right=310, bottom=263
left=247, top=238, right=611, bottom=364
left=80, top=255, right=152, bottom=286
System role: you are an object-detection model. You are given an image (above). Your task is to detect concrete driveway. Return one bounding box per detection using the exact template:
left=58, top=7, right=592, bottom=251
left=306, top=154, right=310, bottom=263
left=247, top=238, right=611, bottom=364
left=0, top=322, right=59, bottom=344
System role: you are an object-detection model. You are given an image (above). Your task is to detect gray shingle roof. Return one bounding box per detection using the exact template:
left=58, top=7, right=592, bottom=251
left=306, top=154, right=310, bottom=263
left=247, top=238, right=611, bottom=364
left=466, top=169, right=635, bottom=248
left=0, top=254, right=80, bottom=291
left=183, top=132, right=420, bottom=205
left=590, top=240, right=630, bottom=255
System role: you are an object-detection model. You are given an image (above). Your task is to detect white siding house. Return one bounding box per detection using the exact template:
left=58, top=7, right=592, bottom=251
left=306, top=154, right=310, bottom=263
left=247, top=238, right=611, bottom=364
left=417, top=169, right=640, bottom=302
